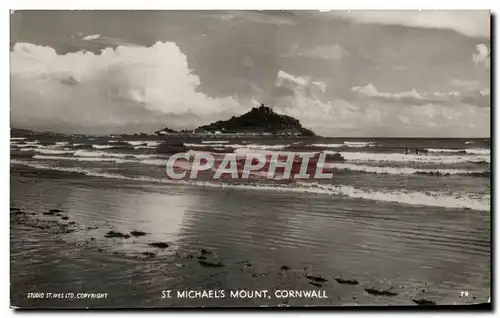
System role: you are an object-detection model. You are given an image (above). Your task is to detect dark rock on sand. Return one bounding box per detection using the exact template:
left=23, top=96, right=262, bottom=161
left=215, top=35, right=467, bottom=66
left=148, top=242, right=169, bottom=249
left=335, top=277, right=359, bottom=285
left=412, top=299, right=436, bottom=306
left=249, top=272, right=267, bottom=277
left=130, top=231, right=147, bottom=237
left=49, top=209, right=63, bottom=213
left=364, top=288, right=398, bottom=297
left=97, top=248, right=104, bottom=252
left=43, top=211, right=56, bottom=216
left=61, top=216, right=69, bottom=220
left=105, top=231, right=131, bottom=239
left=236, top=259, right=249, bottom=264
left=306, top=275, right=328, bottom=283
left=198, top=260, right=225, bottom=268
left=10, top=207, right=21, bottom=212
left=200, top=248, right=213, bottom=255
left=309, top=282, right=323, bottom=287
left=280, top=265, right=290, bottom=271
left=236, top=259, right=252, bottom=267
left=142, top=252, right=156, bottom=257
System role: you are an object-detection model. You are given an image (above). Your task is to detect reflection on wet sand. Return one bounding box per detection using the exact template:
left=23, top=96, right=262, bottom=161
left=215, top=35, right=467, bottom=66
left=10, top=167, right=490, bottom=307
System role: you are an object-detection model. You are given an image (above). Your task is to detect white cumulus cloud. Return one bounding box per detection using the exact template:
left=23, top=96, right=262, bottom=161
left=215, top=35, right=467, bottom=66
left=10, top=41, right=251, bottom=134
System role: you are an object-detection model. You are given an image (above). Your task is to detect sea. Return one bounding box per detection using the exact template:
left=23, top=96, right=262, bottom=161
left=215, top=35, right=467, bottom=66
left=10, top=133, right=491, bottom=308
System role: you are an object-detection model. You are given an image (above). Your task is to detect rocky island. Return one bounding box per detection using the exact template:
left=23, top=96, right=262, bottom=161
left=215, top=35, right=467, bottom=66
left=155, top=104, right=316, bottom=137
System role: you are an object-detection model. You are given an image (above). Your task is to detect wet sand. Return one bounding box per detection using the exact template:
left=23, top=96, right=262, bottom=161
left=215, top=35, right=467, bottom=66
left=10, top=165, right=490, bottom=308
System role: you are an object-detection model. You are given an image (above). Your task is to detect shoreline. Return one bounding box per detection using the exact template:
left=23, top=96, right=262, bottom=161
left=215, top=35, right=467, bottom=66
left=10, top=166, right=490, bottom=308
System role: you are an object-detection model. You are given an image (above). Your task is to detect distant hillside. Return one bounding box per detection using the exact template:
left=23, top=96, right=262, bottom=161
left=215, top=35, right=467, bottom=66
left=195, top=104, right=316, bottom=136
left=10, top=127, right=67, bottom=137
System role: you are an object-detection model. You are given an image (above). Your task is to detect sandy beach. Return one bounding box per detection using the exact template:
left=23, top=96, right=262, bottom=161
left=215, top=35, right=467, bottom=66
left=10, top=162, right=490, bottom=308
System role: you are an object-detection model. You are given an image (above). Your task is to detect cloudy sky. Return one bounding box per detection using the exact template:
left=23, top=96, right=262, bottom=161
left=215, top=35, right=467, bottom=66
left=10, top=10, right=490, bottom=137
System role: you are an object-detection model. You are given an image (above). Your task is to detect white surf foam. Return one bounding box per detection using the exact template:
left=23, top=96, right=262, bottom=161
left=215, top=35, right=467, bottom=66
left=331, top=151, right=490, bottom=164
left=92, top=144, right=114, bottom=149
left=32, top=155, right=166, bottom=166
left=466, top=148, right=490, bottom=155
left=185, top=143, right=288, bottom=150
left=343, top=141, right=375, bottom=147
left=73, top=149, right=157, bottom=159
left=425, top=148, right=464, bottom=153
left=10, top=137, right=26, bottom=140
left=134, top=141, right=161, bottom=149
left=33, top=155, right=126, bottom=163
left=35, top=149, right=75, bottom=155
left=296, top=182, right=490, bottom=211
left=233, top=148, right=316, bottom=157
left=323, top=162, right=486, bottom=176
left=11, top=159, right=489, bottom=211
left=126, top=141, right=149, bottom=146
left=425, top=148, right=490, bottom=155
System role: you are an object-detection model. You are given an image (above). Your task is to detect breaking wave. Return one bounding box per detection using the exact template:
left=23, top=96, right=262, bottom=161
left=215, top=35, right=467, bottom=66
left=425, top=148, right=465, bottom=153
left=425, top=148, right=490, bottom=155
left=202, top=140, right=229, bottom=144
left=332, top=151, right=490, bottom=164
left=324, top=162, right=488, bottom=177
left=92, top=145, right=114, bottom=149
left=11, top=159, right=490, bottom=211
left=32, top=148, right=74, bottom=155
left=32, top=155, right=166, bottom=166
left=466, top=148, right=490, bottom=155
left=343, top=141, right=375, bottom=147
left=73, top=149, right=157, bottom=159
left=184, top=143, right=288, bottom=150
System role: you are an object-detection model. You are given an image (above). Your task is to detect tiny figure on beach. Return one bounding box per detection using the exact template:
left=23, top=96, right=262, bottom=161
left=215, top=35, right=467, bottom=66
left=405, top=148, right=409, bottom=154
left=415, top=149, right=420, bottom=155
